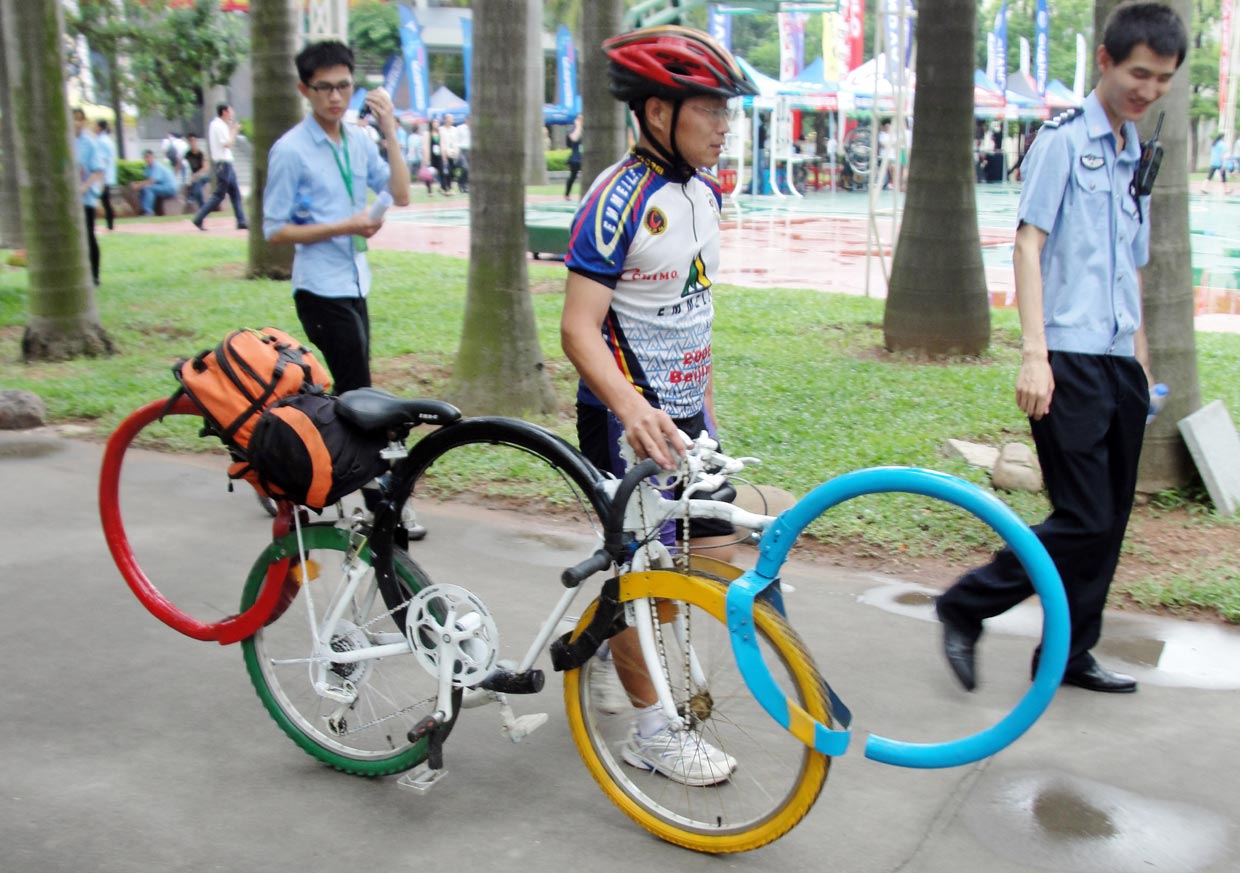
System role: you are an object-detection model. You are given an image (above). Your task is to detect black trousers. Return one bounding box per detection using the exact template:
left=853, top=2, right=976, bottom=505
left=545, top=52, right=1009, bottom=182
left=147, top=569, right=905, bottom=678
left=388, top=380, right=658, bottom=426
left=83, top=206, right=99, bottom=285
left=936, top=352, right=1148, bottom=673
left=194, top=161, right=246, bottom=227
left=565, top=163, right=581, bottom=198
left=100, top=187, right=115, bottom=230
left=294, top=291, right=371, bottom=395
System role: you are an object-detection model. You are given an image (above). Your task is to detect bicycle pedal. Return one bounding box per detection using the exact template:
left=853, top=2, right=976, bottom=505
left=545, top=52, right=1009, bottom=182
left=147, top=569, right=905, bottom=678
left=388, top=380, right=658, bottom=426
left=500, top=708, right=548, bottom=743
left=396, top=764, right=448, bottom=794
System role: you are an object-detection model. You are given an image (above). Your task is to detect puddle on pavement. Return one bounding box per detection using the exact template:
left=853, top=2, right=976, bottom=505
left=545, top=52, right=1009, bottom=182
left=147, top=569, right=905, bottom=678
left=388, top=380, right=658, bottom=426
left=860, top=581, right=1240, bottom=690
left=0, top=438, right=63, bottom=460
left=963, top=770, right=1231, bottom=873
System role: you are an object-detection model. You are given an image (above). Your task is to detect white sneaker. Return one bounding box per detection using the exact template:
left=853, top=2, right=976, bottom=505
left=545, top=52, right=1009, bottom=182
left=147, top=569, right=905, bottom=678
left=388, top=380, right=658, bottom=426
left=622, top=724, right=738, bottom=787
left=589, top=654, right=632, bottom=715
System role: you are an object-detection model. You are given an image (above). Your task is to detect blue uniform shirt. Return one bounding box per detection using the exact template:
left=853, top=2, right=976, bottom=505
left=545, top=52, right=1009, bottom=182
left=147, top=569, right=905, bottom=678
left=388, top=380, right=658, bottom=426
left=263, top=115, right=391, bottom=299
left=143, top=160, right=176, bottom=191
left=1017, top=91, right=1150, bottom=357
left=76, top=132, right=105, bottom=208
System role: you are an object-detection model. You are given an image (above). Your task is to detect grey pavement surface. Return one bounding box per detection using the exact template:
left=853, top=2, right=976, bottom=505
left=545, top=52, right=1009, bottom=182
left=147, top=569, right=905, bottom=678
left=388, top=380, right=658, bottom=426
left=3, top=429, right=1239, bottom=872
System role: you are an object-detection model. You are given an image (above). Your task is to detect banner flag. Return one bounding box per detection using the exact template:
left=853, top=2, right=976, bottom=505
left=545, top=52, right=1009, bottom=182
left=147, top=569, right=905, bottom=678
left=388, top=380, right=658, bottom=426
left=845, top=0, right=865, bottom=72
left=823, top=10, right=842, bottom=82
left=556, top=25, right=578, bottom=111
left=707, top=4, right=732, bottom=53
left=461, top=17, right=472, bottom=101
left=778, top=12, right=807, bottom=81
left=380, top=52, right=403, bottom=97
left=885, top=0, right=915, bottom=72
left=397, top=3, right=430, bottom=115
left=1073, top=32, right=1086, bottom=98
left=993, top=1, right=1008, bottom=94
left=986, top=31, right=997, bottom=85
left=1034, top=0, right=1050, bottom=96
left=1019, top=36, right=1030, bottom=74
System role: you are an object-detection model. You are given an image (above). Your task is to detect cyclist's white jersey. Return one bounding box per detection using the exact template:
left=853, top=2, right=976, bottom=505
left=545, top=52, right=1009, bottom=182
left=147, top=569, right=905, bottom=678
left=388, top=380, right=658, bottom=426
left=566, top=150, right=722, bottom=419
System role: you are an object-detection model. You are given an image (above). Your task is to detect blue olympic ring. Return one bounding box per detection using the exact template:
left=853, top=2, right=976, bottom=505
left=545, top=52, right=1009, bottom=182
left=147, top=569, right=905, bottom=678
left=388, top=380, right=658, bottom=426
left=725, top=466, right=1069, bottom=769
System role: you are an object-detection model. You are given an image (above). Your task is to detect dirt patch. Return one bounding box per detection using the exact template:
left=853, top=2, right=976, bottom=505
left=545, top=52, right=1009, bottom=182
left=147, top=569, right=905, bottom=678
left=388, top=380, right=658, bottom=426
left=203, top=262, right=247, bottom=281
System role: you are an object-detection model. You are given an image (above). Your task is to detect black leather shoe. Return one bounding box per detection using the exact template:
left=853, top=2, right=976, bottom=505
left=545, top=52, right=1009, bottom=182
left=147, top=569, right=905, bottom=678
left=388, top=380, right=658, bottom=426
left=940, top=617, right=978, bottom=691
left=1062, top=663, right=1137, bottom=693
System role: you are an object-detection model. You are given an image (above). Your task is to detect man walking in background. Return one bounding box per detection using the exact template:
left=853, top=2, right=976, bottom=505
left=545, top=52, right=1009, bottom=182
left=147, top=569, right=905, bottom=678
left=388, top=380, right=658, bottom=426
left=192, top=103, right=247, bottom=231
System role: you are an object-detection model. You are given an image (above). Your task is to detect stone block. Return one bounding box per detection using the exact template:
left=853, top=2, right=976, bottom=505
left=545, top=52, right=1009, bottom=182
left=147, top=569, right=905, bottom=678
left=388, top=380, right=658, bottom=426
left=945, top=439, right=1000, bottom=469
left=1178, top=400, right=1240, bottom=517
left=991, top=442, right=1043, bottom=492
left=0, top=390, right=46, bottom=429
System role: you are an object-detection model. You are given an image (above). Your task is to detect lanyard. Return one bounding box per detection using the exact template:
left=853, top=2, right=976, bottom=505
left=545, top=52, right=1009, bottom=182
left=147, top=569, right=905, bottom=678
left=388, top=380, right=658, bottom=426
left=328, top=127, right=355, bottom=205
left=327, top=127, right=367, bottom=253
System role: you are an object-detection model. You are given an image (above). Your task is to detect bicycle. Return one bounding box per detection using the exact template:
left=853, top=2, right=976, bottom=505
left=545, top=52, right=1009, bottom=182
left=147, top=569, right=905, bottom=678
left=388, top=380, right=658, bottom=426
left=101, top=386, right=1067, bottom=853
left=230, top=389, right=1069, bottom=853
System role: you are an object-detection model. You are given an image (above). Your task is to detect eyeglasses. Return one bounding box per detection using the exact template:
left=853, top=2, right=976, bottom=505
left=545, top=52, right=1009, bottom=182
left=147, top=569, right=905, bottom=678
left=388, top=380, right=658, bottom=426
left=307, top=80, right=354, bottom=95
left=688, top=104, right=731, bottom=122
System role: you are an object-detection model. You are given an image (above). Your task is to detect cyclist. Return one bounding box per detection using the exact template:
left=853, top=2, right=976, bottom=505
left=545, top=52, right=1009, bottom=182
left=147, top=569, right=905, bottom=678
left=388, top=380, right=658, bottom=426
left=560, top=25, right=757, bottom=787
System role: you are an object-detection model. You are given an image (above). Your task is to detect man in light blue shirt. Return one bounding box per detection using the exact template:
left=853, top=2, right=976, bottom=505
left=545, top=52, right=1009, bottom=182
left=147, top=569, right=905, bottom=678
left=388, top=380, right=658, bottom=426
left=131, top=150, right=179, bottom=216
left=936, top=2, right=1187, bottom=696
left=95, top=119, right=118, bottom=230
left=263, top=40, right=410, bottom=394
left=73, top=108, right=105, bottom=286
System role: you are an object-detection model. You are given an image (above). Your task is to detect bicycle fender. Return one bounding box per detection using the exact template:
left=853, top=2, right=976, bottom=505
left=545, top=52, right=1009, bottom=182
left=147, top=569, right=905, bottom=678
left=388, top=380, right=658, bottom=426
left=734, top=466, right=1069, bottom=769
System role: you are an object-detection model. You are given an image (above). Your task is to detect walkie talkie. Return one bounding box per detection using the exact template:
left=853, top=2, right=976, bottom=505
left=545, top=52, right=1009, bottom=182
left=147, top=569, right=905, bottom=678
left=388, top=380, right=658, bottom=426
left=1130, top=111, right=1165, bottom=222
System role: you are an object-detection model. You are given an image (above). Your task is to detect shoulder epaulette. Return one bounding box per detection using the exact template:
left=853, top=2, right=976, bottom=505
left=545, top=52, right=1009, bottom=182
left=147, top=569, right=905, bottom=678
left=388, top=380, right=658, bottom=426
left=1042, top=107, right=1084, bottom=130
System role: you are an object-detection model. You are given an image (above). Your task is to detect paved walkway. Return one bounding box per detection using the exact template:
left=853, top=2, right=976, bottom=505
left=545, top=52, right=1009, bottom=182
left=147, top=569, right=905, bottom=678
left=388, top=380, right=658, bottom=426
left=3, top=429, right=1238, bottom=871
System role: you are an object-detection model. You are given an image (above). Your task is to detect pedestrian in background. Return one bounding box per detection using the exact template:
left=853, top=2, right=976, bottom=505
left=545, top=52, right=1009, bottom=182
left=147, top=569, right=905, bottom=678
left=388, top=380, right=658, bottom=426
left=192, top=103, right=247, bottom=231
left=95, top=119, right=117, bottom=230
left=72, top=108, right=104, bottom=286
left=564, top=114, right=582, bottom=200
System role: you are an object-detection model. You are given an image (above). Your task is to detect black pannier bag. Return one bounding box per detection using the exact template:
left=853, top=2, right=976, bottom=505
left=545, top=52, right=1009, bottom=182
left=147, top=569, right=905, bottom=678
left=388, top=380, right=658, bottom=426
left=245, top=391, right=389, bottom=511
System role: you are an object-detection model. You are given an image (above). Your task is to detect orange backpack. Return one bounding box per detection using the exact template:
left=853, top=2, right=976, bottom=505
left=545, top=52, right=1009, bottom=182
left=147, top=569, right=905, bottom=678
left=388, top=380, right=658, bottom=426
left=171, top=327, right=331, bottom=452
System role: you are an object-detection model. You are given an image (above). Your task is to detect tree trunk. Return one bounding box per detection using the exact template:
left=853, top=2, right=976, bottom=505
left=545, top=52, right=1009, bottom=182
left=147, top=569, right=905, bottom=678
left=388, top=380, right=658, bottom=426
left=883, top=0, right=990, bottom=355
left=246, top=0, right=300, bottom=280
left=0, top=2, right=22, bottom=249
left=108, top=60, right=126, bottom=161
left=580, top=0, right=625, bottom=191
left=1, top=0, right=113, bottom=361
left=451, top=0, right=557, bottom=415
left=524, top=0, right=548, bottom=184
left=1136, top=0, right=1202, bottom=492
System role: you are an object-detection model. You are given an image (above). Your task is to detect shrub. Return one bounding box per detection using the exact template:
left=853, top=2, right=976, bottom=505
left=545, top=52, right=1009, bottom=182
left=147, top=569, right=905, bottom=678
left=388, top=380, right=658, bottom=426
left=546, top=148, right=570, bottom=172
left=117, top=159, right=146, bottom=187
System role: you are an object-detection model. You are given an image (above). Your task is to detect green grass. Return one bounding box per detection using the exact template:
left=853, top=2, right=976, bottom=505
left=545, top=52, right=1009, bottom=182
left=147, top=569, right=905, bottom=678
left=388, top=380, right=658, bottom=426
left=1116, top=563, right=1240, bottom=623
left=3, top=233, right=1240, bottom=619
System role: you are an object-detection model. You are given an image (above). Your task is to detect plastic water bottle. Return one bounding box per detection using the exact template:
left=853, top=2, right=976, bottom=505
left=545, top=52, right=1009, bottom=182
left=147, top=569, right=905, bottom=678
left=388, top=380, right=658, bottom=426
left=1147, top=383, right=1169, bottom=424
left=367, top=190, right=393, bottom=222
left=290, top=195, right=312, bottom=225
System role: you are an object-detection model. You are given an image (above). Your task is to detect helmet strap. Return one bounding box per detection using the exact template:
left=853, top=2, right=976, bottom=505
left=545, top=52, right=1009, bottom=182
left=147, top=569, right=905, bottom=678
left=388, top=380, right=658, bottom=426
left=633, top=99, right=695, bottom=183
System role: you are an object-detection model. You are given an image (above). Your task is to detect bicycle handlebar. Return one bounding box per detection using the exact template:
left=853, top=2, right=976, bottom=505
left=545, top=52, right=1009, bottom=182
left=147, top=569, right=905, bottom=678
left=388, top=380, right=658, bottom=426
left=561, top=548, right=614, bottom=588
left=559, top=436, right=766, bottom=586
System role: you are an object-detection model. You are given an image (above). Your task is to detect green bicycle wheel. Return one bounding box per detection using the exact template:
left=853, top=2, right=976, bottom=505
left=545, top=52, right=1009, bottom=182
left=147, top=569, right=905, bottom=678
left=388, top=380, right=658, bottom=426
left=240, top=523, right=438, bottom=776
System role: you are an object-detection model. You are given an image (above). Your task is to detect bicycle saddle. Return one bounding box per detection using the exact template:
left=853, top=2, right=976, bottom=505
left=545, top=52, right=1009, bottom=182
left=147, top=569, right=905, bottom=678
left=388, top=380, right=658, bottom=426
left=336, top=387, right=462, bottom=432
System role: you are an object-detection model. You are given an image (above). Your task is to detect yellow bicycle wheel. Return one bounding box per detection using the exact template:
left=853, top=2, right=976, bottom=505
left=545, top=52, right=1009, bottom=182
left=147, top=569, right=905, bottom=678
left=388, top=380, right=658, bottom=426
left=563, top=571, right=831, bottom=853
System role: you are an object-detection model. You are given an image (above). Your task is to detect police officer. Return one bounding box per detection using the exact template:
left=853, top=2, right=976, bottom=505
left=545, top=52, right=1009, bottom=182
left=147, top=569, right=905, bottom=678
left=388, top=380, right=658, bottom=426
left=935, top=2, right=1188, bottom=694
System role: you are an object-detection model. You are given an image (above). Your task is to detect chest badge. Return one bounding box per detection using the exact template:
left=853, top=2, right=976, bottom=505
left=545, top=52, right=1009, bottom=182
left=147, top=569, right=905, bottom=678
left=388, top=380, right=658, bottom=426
left=644, top=207, right=668, bottom=235
left=1080, top=153, right=1105, bottom=170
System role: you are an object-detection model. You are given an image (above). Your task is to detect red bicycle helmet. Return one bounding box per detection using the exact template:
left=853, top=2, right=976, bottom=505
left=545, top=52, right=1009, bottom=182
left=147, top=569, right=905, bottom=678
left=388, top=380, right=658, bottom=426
left=603, top=25, right=757, bottom=104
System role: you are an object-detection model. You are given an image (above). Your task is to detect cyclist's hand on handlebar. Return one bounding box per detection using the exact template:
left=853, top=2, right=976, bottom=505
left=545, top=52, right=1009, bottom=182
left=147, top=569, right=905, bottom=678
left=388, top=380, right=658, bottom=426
left=620, top=405, right=687, bottom=471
